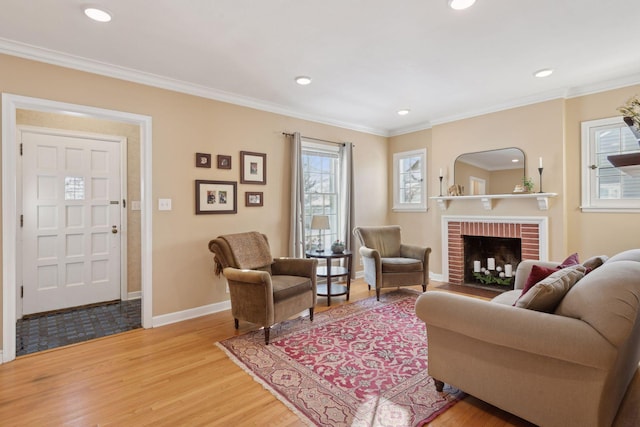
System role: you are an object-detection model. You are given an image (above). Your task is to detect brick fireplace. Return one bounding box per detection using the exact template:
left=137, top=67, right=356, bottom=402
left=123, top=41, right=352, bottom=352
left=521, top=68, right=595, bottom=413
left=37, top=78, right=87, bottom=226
left=441, top=216, right=549, bottom=285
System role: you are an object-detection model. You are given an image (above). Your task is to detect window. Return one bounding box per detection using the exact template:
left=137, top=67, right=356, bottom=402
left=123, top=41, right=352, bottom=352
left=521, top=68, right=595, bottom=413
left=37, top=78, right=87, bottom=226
left=302, top=140, right=340, bottom=251
left=581, top=117, right=640, bottom=211
left=393, top=149, right=427, bottom=211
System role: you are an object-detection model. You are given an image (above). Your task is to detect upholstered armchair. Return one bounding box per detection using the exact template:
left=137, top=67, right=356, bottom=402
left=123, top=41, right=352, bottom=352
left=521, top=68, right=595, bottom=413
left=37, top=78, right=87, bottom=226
left=208, top=231, right=317, bottom=344
left=353, top=225, right=431, bottom=300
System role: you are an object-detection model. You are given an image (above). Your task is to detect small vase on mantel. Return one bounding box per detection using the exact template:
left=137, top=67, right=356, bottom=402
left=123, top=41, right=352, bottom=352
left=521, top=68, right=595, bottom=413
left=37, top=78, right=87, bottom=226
left=331, top=240, right=345, bottom=254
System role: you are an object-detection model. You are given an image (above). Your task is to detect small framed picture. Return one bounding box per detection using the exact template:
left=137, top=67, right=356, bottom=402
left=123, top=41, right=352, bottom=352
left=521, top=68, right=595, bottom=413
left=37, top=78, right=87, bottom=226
left=217, top=155, right=231, bottom=169
left=195, top=180, right=237, bottom=214
left=245, top=192, right=263, bottom=207
left=196, top=153, right=211, bottom=168
left=240, top=151, right=267, bottom=185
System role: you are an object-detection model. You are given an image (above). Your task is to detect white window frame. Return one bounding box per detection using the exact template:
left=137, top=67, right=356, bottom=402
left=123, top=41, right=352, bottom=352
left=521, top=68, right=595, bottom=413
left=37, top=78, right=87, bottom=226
left=581, top=116, right=640, bottom=212
left=393, top=148, right=427, bottom=212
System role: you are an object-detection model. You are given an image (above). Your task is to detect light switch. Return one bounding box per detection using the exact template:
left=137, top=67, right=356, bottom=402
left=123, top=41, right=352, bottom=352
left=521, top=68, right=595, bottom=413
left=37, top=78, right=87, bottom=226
left=158, top=198, right=172, bottom=211
left=131, top=201, right=141, bottom=211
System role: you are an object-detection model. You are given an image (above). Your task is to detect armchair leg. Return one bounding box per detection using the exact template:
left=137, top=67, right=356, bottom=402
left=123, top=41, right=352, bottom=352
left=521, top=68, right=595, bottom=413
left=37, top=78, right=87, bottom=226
left=422, top=284, right=427, bottom=292
left=376, top=289, right=381, bottom=301
left=234, top=318, right=239, bottom=329
left=309, top=307, right=314, bottom=321
left=264, top=327, right=271, bottom=345
left=434, top=379, right=444, bottom=392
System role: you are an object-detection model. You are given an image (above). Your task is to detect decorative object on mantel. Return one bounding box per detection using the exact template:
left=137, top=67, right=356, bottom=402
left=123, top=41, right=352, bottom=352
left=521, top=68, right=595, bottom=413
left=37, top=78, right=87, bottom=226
left=330, top=239, right=345, bottom=254
left=522, top=176, right=534, bottom=193
left=448, top=184, right=464, bottom=196
left=538, top=157, right=544, bottom=193
left=439, top=168, right=444, bottom=196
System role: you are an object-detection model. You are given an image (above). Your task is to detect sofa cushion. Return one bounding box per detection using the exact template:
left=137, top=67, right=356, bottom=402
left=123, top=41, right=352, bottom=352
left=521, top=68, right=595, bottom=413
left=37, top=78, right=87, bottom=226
left=272, top=275, right=313, bottom=302
left=515, top=265, right=586, bottom=312
left=558, top=252, right=580, bottom=268
left=520, top=264, right=559, bottom=297
left=555, top=260, right=640, bottom=346
left=381, top=257, right=423, bottom=273
left=605, top=249, right=640, bottom=264
left=582, top=255, right=608, bottom=274
left=491, top=289, right=521, bottom=305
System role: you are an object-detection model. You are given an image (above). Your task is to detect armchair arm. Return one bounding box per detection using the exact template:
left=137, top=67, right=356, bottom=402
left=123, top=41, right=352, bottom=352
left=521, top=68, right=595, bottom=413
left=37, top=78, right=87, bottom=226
left=359, top=246, right=383, bottom=288
left=416, top=291, right=616, bottom=369
left=400, top=244, right=430, bottom=261
left=223, top=267, right=272, bottom=286
left=272, top=257, right=318, bottom=279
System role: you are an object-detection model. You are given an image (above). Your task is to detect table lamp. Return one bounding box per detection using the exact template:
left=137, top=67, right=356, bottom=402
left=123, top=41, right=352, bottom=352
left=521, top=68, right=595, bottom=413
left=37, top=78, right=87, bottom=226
left=310, top=215, right=330, bottom=252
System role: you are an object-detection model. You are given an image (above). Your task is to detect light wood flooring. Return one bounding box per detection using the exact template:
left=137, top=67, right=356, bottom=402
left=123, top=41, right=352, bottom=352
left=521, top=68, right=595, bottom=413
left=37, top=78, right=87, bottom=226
left=0, top=280, right=535, bottom=426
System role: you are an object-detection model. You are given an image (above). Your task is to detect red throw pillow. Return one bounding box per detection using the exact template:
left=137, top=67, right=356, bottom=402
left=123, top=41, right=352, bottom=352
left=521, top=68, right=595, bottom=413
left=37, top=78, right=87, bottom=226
left=559, top=253, right=580, bottom=269
left=520, top=265, right=559, bottom=297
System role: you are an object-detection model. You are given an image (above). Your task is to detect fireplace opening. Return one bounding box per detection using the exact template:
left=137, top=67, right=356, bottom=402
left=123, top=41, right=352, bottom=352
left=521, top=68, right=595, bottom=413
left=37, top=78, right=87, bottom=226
left=463, top=235, right=522, bottom=291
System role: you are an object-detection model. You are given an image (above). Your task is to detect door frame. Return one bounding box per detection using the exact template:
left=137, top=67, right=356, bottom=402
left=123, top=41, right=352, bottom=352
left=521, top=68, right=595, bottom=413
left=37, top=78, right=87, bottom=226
left=2, top=93, right=153, bottom=363
left=17, top=125, right=129, bottom=316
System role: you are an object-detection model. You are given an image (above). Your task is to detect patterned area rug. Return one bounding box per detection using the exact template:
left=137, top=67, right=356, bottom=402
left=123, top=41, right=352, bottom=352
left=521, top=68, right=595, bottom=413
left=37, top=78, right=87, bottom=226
left=217, top=290, right=464, bottom=426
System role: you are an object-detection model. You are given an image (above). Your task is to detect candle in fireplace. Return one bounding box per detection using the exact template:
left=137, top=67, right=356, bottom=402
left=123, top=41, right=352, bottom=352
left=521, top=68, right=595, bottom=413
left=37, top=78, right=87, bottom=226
left=473, top=260, right=481, bottom=272
left=487, top=258, right=495, bottom=270
left=505, top=264, right=513, bottom=277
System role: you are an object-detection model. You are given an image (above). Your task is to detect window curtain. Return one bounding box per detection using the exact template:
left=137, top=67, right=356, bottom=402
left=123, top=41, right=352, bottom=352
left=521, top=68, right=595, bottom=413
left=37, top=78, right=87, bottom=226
left=340, top=142, right=356, bottom=278
left=288, top=132, right=306, bottom=257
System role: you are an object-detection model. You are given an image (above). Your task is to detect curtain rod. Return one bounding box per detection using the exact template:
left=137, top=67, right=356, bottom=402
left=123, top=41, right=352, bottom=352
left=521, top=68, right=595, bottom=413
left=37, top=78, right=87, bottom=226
left=282, top=132, right=347, bottom=147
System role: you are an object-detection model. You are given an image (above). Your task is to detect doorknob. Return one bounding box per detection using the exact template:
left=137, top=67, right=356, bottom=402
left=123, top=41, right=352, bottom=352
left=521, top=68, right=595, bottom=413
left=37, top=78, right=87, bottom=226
left=112, top=225, right=118, bottom=234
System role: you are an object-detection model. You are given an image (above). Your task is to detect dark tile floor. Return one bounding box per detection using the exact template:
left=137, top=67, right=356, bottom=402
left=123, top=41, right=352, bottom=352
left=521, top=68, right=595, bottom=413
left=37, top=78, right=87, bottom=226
left=16, top=299, right=141, bottom=356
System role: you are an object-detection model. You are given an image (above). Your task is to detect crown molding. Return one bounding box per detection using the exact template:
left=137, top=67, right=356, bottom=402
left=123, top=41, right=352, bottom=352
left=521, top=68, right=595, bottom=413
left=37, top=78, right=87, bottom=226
left=0, top=38, right=389, bottom=137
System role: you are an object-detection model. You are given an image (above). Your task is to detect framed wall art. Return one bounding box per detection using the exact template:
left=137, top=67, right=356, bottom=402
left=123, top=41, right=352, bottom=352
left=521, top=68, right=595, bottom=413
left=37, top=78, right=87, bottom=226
left=217, top=154, right=231, bottom=169
left=245, top=191, right=263, bottom=207
left=195, top=180, right=237, bottom=214
left=240, top=151, right=267, bottom=185
left=196, top=152, right=211, bottom=168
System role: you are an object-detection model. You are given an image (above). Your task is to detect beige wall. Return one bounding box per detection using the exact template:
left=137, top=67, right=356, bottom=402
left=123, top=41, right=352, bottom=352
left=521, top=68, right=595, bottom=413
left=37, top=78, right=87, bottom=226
left=0, top=54, right=388, bottom=349
left=565, top=85, right=640, bottom=257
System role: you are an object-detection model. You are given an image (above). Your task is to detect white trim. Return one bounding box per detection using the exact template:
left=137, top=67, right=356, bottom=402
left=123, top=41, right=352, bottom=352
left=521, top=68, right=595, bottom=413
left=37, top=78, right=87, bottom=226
left=3, top=38, right=638, bottom=139
left=153, top=300, right=232, bottom=328
left=127, top=291, right=142, bottom=300
left=2, top=93, right=153, bottom=363
left=0, top=38, right=387, bottom=137
left=440, top=215, right=549, bottom=283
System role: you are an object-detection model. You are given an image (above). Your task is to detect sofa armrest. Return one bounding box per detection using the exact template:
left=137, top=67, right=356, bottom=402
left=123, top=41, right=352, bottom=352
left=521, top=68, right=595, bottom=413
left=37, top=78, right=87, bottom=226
left=272, top=257, right=317, bottom=279
left=416, top=291, right=616, bottom=369
left=513, top=259, right=560, bottom=290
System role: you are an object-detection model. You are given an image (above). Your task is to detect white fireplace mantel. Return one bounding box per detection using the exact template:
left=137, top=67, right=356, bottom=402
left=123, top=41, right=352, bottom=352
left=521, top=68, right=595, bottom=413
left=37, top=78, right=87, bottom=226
left=430, top=192, right=557, bottom=211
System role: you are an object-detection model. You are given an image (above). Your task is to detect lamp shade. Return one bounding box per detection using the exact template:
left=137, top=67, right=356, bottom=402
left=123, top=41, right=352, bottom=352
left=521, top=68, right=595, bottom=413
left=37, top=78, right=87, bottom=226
left=310, top=215, right=330, bottom=230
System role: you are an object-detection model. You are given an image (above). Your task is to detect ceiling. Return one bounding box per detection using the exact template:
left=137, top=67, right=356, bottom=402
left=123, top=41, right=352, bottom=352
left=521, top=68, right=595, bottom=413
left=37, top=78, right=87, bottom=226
left=1, top=0, right=639, bottom=136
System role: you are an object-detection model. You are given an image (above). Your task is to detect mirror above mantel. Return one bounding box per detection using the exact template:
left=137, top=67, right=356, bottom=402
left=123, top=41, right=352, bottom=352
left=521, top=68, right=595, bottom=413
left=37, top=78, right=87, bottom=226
left=454, top=147, right=525, bottom=195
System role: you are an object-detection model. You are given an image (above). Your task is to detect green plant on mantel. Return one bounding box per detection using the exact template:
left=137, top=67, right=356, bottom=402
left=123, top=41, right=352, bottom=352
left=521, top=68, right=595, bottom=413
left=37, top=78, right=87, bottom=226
left=618, top=95, right=640, bottom=129
left=522, top=176, right=534, bottom=193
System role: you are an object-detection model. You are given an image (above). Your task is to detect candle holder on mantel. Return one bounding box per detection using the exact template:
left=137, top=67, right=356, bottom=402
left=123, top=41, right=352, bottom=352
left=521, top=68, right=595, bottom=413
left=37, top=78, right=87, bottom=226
left=439, top=175, right=444, bottom=197
left=538, top=167, right=544, bottom=193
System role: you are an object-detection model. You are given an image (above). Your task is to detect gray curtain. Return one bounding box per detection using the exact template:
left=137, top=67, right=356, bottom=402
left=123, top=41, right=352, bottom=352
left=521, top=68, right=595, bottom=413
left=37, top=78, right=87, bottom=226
left=340, top=142, right=356, bottom=278
left=288, top=132, right=306, bottom=257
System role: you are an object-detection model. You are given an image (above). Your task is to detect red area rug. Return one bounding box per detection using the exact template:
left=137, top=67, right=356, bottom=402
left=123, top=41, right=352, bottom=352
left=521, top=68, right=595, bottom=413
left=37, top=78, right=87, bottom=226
left=216, top=289, right=464, bottom=426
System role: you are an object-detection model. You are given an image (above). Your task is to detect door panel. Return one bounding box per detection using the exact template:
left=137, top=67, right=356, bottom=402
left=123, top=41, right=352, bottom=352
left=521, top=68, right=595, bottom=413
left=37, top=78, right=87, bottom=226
left=21, top=129, right=121, bottom=315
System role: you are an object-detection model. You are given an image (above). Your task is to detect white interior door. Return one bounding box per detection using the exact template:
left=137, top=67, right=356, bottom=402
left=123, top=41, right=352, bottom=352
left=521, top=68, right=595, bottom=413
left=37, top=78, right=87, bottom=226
left=21, top=127, right=122, bottom=315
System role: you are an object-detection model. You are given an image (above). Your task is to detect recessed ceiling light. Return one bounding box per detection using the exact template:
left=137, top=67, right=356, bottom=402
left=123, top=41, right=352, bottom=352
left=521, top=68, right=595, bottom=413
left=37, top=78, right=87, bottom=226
left=84, top=7, right=112, bottom=23
left=295, top=76, right=312, bottom=85
left=534, top=68, right=553, bottom=78
left=448, top=0, right=476, bottom=10
left=397, top=109, right=411, bottom=116
left=512, top=159, right=520, bottom=163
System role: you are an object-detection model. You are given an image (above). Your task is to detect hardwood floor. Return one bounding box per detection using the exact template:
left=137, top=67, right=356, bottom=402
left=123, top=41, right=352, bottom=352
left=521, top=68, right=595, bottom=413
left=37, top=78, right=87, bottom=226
left=0, top=280, right=534, bottom=426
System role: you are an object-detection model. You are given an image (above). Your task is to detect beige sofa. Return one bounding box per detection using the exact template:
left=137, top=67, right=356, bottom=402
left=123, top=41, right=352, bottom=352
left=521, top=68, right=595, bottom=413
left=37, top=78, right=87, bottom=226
left=415, top=249, right=640, bottom=427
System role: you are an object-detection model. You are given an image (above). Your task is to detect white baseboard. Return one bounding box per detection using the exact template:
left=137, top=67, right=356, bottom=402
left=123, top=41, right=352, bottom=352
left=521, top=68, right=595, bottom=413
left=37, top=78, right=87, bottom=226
left=127, top=291, right=142, bottom=300
left=429, top=272, right=444, bottom=282
left=152, top=300, right=231, bottom=327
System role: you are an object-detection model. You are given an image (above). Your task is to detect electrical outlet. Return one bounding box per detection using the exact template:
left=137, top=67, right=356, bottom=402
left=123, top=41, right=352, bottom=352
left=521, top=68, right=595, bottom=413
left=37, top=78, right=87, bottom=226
left=158, top=198, right=172, bottom=211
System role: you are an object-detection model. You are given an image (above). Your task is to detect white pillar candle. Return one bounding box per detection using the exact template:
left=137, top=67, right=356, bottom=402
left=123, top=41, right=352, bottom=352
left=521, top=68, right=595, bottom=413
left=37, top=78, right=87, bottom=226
left=505, top=264, right=513, bottom=277
left=439, top=168, right=443, bottom=177
left=487, top=258, right=495, bottom=270
left=539, top=157, right=543, bottom=168
left=473, top=260, right=481, bottom=272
